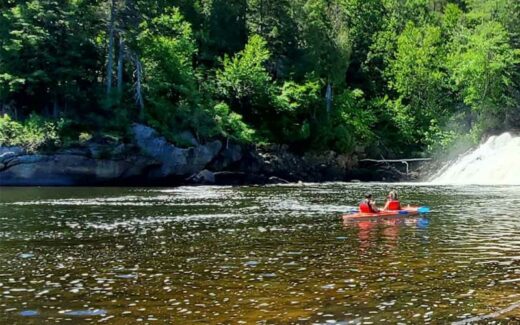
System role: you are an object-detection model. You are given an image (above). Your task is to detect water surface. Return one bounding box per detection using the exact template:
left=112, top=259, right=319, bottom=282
left=1, top=184, right=520, bottom=323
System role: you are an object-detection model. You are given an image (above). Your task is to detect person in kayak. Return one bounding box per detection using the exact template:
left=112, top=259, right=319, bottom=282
left=359, top=193, right=380, bottom=213
left=383, top=190, right=401, bottom=211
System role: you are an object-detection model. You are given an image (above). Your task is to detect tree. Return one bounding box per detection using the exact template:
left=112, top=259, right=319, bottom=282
left=297, top=0, right=352, bottom=86
left=447, top=20, right=519, bottom=132
left=215, top=34, right=272, bottom=116
left=0, top=0, right=103, bottom=118
left=387, top=22, right=451, bottom=143
left=246, top=0, right=300, bottom=79
left=137, top=7, right=199, bottom=133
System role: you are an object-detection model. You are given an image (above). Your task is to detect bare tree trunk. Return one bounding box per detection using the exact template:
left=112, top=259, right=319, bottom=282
left=325, top=82, right=333, bottom=114
left=106, top=0, right=116, bottom=95
left=53, top=98, right=59, bottom=118
left=132, top=54, right=145, bottom=119
left=117, top=36, right=125, bottom=93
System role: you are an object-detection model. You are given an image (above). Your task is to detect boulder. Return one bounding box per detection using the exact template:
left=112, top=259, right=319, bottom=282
left=210, top=142, right=243, bottom=170
left=0, top=146, right=25, bottom=163
left=131, top=123, right=222, bottom=178
left=187, top=169, right=215, bottom=184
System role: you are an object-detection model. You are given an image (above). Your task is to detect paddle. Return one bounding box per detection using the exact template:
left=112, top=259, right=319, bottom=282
left=417, top=206, right=430, bottom=213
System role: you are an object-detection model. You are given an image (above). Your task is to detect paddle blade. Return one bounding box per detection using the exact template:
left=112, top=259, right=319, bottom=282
left=417, top=207, right=430, bottom=213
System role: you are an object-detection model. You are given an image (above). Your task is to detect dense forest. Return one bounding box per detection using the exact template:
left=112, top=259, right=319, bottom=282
left=1, top=0, right=519, bottom=157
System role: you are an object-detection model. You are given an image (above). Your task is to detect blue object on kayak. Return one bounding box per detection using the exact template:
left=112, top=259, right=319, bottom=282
left=417, top=206, right=430, bottom=213
left=398, top=210, right=409, bottom=215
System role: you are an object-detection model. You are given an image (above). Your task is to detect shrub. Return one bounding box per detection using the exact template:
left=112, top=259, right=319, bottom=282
left=78, top=132, right=93, bottom=144
left=213, top=102, right=255, bottom=143
left=0, top=114, right=63, bottom=151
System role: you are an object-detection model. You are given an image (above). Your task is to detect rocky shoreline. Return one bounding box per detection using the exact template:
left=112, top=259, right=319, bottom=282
left=0, top=124, right=418, bottom=186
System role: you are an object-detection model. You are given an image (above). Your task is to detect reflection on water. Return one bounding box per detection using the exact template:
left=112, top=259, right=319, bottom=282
left=1, top=184, right=520, bottom=323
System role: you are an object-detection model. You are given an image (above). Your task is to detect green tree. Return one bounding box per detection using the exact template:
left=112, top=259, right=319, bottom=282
left=0, top=1, right=102, bottom=118
left=298, top=0, right=351, bottom=85
left=137, top=7, right=206, bottom=137
left=215, top=34, right=272, bottom=117
left=447, top=20, right=519, bottom=133
left=387, top=22, right=451, bottom=144
left=246, top=0, right=300, bottom=79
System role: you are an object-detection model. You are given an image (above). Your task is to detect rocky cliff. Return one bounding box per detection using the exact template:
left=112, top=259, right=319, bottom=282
left=0, top=123, right=379, bottom=186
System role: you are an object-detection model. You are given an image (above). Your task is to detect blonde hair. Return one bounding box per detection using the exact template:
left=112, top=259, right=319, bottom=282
left=388, top=190, right=398, bottom=200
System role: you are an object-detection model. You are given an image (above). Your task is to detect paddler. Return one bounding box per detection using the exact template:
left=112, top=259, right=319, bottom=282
left=359, top=193, right=379, bottom=213
left=383, top=190, right=401, bottom=211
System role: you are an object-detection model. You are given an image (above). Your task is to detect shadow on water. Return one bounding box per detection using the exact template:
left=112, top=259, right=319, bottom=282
left=1, top=183, right=520, bottom=323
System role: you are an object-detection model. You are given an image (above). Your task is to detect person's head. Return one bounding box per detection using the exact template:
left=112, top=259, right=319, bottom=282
left=364, top=193, right=372, bottom=199
left=388, top=190, right=398, bottom=200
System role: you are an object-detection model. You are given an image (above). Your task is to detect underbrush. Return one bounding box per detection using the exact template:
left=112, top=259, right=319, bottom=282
left=0, top=114, right=65, bottom=152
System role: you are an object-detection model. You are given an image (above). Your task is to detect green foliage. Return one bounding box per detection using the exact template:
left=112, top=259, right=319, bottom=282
left=1, top=0, right=519, bottom=158
left=270, top=80, right=321, bottom=143
left=387, top=22, right=452, bottom=145
left=0, top=0, right=102, bottom=116
left=213, top=102, right=255, bottom=143
left=138, top=7, right=197, bottom=105
left=137, top=7, right=217, bottom=142
left=447, top=21, right=519, bottom=111
left=78, top=132, right=93, bottom=144
left=423, top=120, right=457, bottom=153
left=0, top=114, right=63, bottom=151
left=299, top=0, right=352, bottom=85
left=314, top=89, right=375, bottom=153
left=216, top=35, right=272, bottom=111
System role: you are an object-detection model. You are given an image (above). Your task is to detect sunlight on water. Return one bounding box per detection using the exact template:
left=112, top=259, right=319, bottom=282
left=1, top=184, right=520, bottom=323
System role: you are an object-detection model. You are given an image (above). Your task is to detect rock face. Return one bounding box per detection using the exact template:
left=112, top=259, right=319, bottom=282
left=209, top=142, right=243, bottom=171
left=0, top=123, right=378, bottom=186
left=237, top=145, right=357, bottom=182
left=187, top=169, right=215, bottom=185
left=0, top=124, right=223, bottom=186
left=0, top=146, right=154, bottom=186
left=131, top=124, right=222, bottom=178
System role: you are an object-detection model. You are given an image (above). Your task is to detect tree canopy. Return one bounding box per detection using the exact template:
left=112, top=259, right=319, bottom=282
left=1, top=0, right=519, bottom=156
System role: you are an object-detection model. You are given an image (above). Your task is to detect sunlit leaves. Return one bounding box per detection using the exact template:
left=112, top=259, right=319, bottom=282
left=216, top=35, right=271, bottom=106
left=447, top=21, right=519, bottom=111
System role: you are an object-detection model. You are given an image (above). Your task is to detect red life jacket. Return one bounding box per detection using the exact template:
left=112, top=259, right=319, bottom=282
left=387, top=200, right=401, bottom=210
left=359, top=200, right=374, bottom=213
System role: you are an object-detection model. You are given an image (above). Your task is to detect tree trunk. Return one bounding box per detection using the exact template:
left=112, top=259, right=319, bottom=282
left=133, top=54, right=145, bottom=119
left=53, top=98, right=59, bottom=118
left=106, top=0, right=116, bottom=95
left=325, top=82, right=333, bottom=114
left=117, top=36, right=125, bottom=93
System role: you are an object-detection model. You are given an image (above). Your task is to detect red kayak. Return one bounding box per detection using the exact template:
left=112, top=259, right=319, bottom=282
left=342, top=206, right=429, bottom=220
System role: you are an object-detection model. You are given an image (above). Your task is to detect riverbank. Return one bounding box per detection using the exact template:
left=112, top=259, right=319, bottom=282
left=0, top=123, right=420, bottom=186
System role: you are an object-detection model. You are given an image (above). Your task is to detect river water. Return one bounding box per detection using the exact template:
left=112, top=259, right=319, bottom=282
left=1, top=184, right=519, bottom=324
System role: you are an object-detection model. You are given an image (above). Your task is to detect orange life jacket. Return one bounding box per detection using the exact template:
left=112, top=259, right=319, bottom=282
left=387, top=200, right=401, bottom=210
